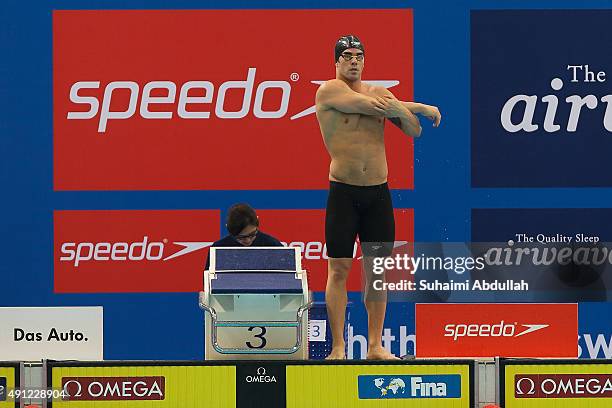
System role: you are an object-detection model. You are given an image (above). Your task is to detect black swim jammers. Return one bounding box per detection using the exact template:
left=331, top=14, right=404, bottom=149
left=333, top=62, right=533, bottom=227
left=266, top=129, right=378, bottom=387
left=325, top=181, right=395, bottom=258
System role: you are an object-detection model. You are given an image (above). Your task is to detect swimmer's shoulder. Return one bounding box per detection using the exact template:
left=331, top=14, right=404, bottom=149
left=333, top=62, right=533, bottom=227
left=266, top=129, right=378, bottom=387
left=316, top=79, right=350, bottom=110
left=317, top=79, right=350, bottom=96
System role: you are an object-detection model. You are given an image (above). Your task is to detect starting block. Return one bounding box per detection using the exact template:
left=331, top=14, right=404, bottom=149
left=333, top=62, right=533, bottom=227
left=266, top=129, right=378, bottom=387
left=199, top=247, right=311, bottom=360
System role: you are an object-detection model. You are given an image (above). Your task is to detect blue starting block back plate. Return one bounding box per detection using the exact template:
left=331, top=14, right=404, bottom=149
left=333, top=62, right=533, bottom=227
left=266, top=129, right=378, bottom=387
left=210, top=272, right=302, bottom=294
left=213, top=247, right=297, bottom=271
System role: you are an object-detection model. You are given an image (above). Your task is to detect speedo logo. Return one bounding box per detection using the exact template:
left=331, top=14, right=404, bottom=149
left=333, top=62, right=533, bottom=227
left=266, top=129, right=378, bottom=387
left=66, top=68, right=400, bottom=132
left=444, top=321, right=549, bottom=341
left=281, top=240, right=406, bottom=260
left=282, top=241, right=358, bottom=260
left=59, top=236, right=212, bottom=267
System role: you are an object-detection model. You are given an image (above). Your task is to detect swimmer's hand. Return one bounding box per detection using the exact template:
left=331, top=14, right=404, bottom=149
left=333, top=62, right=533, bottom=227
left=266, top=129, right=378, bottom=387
left=379, top=95, right=422, bottom=137
left=378, top=95, right=406, bottom=118
left=419, top=104, right=442, bottom=127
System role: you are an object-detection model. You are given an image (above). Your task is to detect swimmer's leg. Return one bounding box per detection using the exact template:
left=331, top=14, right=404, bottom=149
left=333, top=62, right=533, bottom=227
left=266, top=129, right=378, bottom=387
left=325, top=182, right=358, bottom=359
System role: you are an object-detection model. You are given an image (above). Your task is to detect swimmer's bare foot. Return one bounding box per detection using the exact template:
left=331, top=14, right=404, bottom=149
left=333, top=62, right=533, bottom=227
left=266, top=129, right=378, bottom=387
left=367, top=345, right=400, bottom=360
left=325, top=346, right=346, bottom=360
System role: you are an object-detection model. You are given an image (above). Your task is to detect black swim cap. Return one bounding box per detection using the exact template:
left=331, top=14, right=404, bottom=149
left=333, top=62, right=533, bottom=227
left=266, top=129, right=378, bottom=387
left=335, top=35, right=365, bottom=62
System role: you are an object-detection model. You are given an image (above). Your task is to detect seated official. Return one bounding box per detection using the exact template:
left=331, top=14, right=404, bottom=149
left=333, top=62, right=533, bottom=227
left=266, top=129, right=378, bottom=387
left=205, top=203, right=283, bottom=270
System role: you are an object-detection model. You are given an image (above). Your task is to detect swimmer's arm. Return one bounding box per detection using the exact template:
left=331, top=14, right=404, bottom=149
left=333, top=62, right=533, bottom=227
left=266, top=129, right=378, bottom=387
left=377, top=89, right=422, bottom=137
left=402, top=102, right=425, bottom=113
left=316, top=81, right=386, bottom=116
left=401, top=102, right=442, bottom=127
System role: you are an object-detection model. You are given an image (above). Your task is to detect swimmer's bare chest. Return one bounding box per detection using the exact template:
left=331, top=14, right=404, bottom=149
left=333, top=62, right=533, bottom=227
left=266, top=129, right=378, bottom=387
left=317, top=107, right=388, bottom=186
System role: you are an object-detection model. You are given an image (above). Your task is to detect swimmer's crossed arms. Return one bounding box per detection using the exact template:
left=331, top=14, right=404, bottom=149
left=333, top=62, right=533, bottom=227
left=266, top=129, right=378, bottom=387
left=316, top=79, right=442, bottom=138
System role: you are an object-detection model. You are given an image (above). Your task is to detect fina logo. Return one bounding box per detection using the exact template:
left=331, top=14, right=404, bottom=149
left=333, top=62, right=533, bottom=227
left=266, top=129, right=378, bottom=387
left=359, top=374, right=460, bottom=399
left=246, top=367, right=277, bottom=383
left=410, top=377, right=447, bottom=397
left=374, top=377, right=406, bottom=396
left=374, top=376, right=447, bottom=398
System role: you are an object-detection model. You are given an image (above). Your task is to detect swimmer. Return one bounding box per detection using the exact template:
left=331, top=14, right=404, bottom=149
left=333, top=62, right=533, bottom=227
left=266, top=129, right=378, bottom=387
left=315, top=35, right=441, bottom=360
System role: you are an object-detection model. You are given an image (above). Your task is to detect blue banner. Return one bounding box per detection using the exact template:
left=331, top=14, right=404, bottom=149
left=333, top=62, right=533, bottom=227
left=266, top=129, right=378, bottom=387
left=358, top=374, right=461, bottom=399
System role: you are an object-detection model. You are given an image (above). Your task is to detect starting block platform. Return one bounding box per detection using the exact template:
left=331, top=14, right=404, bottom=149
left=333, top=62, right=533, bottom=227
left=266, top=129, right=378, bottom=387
left=200, top=247, right=310, bottom=360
